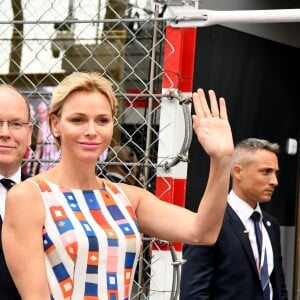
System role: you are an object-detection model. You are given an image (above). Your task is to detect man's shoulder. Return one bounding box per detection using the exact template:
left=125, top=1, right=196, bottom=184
left=21, top=172, right=31, bottom=181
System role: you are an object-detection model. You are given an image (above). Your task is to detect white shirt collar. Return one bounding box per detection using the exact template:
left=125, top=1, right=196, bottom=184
left=0, top=168, right=22, bottom=219
left=0, top=168, right=22, bottom=184
left=228, top=190, right=262, bottom=223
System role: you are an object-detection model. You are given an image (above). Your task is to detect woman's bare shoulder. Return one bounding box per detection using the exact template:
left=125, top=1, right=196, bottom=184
left=6, top=175, right=43, bottom=205
left=4, top=176, right=46, bottom=229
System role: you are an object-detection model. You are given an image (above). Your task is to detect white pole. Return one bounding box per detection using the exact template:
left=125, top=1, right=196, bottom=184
left=165, top=7, right=300, bottom=27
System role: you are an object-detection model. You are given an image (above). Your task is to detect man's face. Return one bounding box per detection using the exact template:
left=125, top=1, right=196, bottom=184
left=233, top=149, right=279, bottom=208
left=0, top=87, right=33, bottom=176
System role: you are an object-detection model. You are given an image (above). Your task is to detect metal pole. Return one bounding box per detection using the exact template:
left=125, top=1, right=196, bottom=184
left=144, top=3, right=160, bottom=185
left=166, top=8, right=300, bottom=27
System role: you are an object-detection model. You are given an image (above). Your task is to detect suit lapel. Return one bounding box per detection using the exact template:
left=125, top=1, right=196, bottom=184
left=262, top=214, right=277, bottom=265
left=262, top=214, right=273, bottom=241
left=227, top=205, right=259, bottom=274
left=21, top=172, right=31, bottom=181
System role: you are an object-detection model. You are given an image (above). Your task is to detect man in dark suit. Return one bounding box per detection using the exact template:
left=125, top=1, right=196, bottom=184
left=0, top=84, right=33, bottom=299
left=180, top=138, right=288, bottom=300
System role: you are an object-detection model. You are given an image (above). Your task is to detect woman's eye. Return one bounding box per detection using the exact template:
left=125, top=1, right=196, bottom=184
left=69, top=117, right=112, bottom=125
left=96, top=118, right=110, bottom=124
left=71, top=118, right=84, bottom=123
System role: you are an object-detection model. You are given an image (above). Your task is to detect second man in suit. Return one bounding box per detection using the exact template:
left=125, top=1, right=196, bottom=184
left=180, top=138, right=288, bottom=300
left=0, top=84, right=33, bottom=299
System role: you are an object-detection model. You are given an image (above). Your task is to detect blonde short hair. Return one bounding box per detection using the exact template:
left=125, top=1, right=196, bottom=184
left=48, top=72, right=118, bottom=147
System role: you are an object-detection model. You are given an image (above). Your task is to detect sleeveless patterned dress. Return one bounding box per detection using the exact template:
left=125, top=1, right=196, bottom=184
left=31, top=179, right=142, bottom=300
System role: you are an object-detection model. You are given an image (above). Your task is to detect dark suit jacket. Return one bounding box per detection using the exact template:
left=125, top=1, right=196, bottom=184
left=180, top=205, right=288, bottom=300
left=0, top=172, right=30, bottom=300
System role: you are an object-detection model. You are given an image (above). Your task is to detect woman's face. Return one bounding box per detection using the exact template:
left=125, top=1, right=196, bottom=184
left=51, top=90, right=114, bottom=164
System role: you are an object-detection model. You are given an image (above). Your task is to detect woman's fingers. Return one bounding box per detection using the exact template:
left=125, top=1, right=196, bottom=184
left=193, top=89, right=224, bottom=119
left=219, top=97, right=228, bottom=120
left=208, top=90, right=219, bottom=118
left=193, top=89, right=209, bottom=118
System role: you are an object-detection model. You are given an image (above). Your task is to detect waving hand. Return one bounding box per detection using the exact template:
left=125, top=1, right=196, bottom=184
left=192, top=89, right=234, bottom=158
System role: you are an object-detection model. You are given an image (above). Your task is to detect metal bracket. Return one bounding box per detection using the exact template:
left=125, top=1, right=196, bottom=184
left=163, top=90, right=193, bottom=170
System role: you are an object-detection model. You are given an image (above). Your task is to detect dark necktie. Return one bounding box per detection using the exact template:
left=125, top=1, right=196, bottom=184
left=251, top=211, right=270, bottom=300
left=0, top=178, right=16, bottom=190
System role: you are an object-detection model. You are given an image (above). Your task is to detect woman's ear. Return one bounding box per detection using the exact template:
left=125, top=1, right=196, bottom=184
left=49, top=114, right=60, bottom=136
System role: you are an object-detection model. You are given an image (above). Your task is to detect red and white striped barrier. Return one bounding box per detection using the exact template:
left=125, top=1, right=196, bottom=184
left=150, top=26, right=196, bottom=299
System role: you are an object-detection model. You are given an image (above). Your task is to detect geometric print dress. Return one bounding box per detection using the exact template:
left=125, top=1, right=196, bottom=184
left=29, top=179, right=142, bottom=300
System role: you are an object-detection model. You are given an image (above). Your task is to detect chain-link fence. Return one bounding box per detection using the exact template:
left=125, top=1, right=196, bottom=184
left=0, top=0, right=183, bottom=298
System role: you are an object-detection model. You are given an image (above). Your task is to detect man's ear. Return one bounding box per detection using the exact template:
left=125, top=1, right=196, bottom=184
left=232, top=164, right=243, bottom=180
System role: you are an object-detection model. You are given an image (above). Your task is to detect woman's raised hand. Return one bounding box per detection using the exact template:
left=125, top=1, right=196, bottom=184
left=192, top=89, right=234, bottom=158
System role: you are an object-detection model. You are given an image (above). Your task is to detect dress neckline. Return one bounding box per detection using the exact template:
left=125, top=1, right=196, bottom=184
left=36, top=178, right=108, bottom=192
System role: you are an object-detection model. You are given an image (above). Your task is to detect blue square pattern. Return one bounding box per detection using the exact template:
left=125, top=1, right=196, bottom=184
left=55, top=218, right=74, bottom=234
left=85, top=282, right=98, bottom=296
left=109, top=294, right=117, bottom=300
left=107, top=205, right=124, bottom=221
left=87, top=235, right=99, bottom=251
left=43, top=231, right=54, bottom=251
left=125, top=252, right=136, bottom=268
left=81, top=221, right=96, bottom=237
left=107, top=273, right=118, bottom=289
left=119, top=223, right=135, bottom=235
left=53, top=263, right=69, bottom=282
left=83, top=190, right=101, bottom=210
left=63, top=192, right=81, bottom=212
left=86, top=264, right=98, bottom=274
left=107, top=238, right=119, bottom=247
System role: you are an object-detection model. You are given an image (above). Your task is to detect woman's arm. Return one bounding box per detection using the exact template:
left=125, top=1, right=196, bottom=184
left=2, top=181, right=51, bottom=299
left=124, top=89, right=233, bottom=245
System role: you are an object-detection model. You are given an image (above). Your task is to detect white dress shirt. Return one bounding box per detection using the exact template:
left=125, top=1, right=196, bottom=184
left=228, top=190, right=274, bottom=299
left=0, top=168, right=22, bottom=219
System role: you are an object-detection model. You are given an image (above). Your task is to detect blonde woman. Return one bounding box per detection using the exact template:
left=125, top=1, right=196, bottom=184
left=3, top=72, right=233, bottom=299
